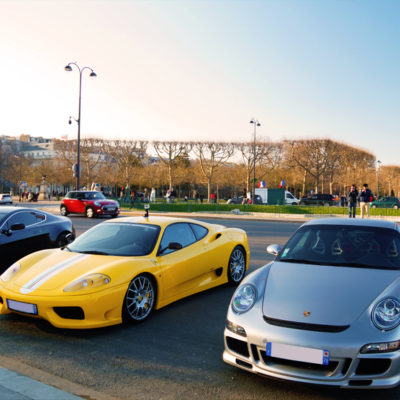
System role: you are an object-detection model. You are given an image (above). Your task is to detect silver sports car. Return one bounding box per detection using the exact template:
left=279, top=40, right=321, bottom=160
left=223, top=218, right=400, bottom=388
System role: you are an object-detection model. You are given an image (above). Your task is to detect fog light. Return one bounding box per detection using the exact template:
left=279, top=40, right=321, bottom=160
left=361, top=340, right=400, bottom=354
left=226, top=319, right=247, bottom=337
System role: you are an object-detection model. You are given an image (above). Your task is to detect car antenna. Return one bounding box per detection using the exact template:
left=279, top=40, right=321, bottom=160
left=144, top=203, right=150, bottom=218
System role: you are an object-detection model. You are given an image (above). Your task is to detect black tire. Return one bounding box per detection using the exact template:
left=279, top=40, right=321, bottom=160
left=123, top=274, right=156, bottom=323
left=85, top=207, right=96, bottom=218
left=60, top=205, right=68, bottom=216
left=228, top=246, right=246, bottom=284
left=55, top=231, right=72, bottom=247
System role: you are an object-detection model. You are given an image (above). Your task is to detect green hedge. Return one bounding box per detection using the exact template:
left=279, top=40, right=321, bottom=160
left=119, top=200, right=400, bottom=217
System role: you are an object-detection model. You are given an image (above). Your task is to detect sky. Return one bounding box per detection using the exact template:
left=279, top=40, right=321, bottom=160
left=0, top=0, right=399, bottom=165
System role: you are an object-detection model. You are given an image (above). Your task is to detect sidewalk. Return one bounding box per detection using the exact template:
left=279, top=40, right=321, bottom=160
left=0, top=366, right=83, bottom=400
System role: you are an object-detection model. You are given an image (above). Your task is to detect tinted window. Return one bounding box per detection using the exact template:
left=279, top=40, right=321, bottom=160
left=160, top=223, right=196, bottom=255
left=83, top=192, right=106, bottom=200
left=66, top=192, right=78, bottom=199
left=278, top=224, right=400, bottom=270
left=68, top=223, right=160, bottom=256
left=7, top=212, right=38, bottom=228
left=190, top=223, right=208, bottom=240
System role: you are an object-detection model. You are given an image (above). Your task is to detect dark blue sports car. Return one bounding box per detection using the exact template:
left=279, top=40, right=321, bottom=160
left=0, top=207, right=75, bottom=272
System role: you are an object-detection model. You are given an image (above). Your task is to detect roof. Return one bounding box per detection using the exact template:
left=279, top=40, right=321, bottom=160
left=304, top=217, right=398, bottom=230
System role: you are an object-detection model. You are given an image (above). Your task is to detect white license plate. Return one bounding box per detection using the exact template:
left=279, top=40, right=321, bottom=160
left=7, top=299, right=38, bottom=315
left=105, top=207, right=116, bottom=211
left=266, top=342, right=329, bottom=365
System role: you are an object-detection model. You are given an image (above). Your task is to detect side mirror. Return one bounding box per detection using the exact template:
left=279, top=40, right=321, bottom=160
left=158, top=241, right=183, bottom=255
left=64, top=233, right=75, bottom=245
left=168, top=242, right=183, bottom=250
left=267, top=244, right=281, bottom=256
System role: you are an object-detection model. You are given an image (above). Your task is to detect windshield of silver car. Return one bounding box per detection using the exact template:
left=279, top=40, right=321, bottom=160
left=277, top=225, right=400, bottom=269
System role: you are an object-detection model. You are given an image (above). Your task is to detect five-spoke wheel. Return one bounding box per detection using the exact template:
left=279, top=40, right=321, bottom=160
left=85, top=207, right=95, bottom=218
left=60, top=205, right=68, bottom=216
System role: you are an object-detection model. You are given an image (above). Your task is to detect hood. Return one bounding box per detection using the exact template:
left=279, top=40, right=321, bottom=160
left=263, top=261, right=400, bottom=326
left=11, top=250, right=148, bottom=294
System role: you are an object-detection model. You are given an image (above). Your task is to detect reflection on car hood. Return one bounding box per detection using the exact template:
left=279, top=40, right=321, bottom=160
left=11, top=250, right=148, bottom=293
left=263, top=261, right=400, bottom=326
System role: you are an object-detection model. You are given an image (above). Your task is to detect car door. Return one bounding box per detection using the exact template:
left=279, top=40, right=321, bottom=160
left=156, top=222, right=213, bottom=300
left=0, top=211, right=46, bottom=271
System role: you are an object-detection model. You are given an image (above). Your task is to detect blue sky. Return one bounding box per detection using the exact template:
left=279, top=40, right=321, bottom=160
left=0, top=0, right=399, bottom=164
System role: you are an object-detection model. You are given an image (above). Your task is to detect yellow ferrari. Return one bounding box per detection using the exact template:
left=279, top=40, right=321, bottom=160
left=0, top=216, right=249, bottom=329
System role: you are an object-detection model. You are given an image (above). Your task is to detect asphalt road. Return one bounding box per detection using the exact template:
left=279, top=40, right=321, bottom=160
left=0, top=216, right=396, bottom=400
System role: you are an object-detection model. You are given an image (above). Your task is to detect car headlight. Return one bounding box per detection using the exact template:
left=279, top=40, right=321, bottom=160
left=64, top=273, right=111, bottom=292
left=372, top=297, right=400, bottom=330
left=232, top=284, right=257, bottom=314
left=1, top=263, right=21, bottom=282
left=94, top=201, right=102, bottom=207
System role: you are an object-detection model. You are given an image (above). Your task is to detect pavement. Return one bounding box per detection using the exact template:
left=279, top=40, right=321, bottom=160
left=1, top=198, right=400, bottom=399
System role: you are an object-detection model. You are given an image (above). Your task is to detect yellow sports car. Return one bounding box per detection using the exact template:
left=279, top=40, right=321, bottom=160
left=0, top=216, right=249, bottom=329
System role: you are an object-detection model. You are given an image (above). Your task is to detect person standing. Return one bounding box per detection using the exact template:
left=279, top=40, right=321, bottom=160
left=347, top=184, right=358, bottom=218
left=359, top=183, right=372, bottom=218
left=150, top=187, right=156, bottom=203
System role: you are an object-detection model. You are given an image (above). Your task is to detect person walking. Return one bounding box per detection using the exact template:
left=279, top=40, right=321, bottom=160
left=150, top=187, right=156, bottom=203
left=359, top=183, right=373, bottom=218
left=347, top=184, right=358, bottom=218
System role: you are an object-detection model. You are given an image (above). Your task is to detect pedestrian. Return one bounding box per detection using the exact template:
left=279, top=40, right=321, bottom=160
left=347, top=184, right=358, bottom=218
left=359, top=183, right=373, bottom=218
left=150, top=187, right=156, bottom=203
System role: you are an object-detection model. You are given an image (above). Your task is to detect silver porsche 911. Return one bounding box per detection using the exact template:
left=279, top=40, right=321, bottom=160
left=223, top=218, right=400, bottom=388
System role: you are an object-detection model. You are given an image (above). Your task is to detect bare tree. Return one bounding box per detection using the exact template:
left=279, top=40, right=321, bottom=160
left=152, top=141, right=193, bottom=190
left=103, top=140, right=147, bottom=190
left=193, top=142, right=234, bottom=202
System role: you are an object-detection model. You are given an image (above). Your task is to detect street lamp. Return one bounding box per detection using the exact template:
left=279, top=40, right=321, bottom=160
left=250, top=118, right=261, bottom=203
left=64, top=62, right=97, bottom=190
left=376, top=159, right=382, bottom=198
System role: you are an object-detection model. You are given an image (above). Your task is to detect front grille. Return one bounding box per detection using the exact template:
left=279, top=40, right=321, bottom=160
left=264, top=316, right=349, bottom=333
left=260, top=352, right=339, bottom=374
left=355, top=358, right=391, bottom=375
left=53, top=307, right=84, bottom=320
left=226, top=336, right=250, bottom=358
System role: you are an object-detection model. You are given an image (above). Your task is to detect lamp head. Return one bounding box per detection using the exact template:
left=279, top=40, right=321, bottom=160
left=64, top=65, right=72, bottom=72
left=89, top=71, right=97, bottom=78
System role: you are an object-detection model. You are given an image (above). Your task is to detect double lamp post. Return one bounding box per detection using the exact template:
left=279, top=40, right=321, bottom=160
left=64, top=62, right=97, bottom=190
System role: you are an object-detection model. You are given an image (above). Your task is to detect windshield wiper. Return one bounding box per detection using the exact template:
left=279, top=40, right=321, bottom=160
left=279, top=259, right=325, bottom=265
left=63, top=246, right=71, bottom=252
left=78, top=250, right=110, bottom=255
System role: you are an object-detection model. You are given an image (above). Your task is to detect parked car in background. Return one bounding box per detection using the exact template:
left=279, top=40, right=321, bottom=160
left=370, top=196, right=400, bottom=209
left=0, top=216, right=249, bottom=329
left=60, top=191, right=120, bottom=218
left=227, top=195, right=263, bottom=205
left=0, top=194, right=13, bottom=205
left=0, top=207, right=74, bottom=272
left=300, top=193, right=336, bottom=206
left=224, top=218, right=400, bottom=388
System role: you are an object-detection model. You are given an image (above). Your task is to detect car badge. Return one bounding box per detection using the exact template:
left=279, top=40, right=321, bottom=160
left=303, top=311, right=311, bottom=317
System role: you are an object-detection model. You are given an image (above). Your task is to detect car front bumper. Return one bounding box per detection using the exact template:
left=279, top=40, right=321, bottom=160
left=0, top=283, right=126, bottom=329
left=223, top=308, right=400, bottom=388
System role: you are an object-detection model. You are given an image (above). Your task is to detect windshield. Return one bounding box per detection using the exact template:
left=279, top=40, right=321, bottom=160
left=277, top=225, right=400, bottom=270
left=83, top=192, right=106, bottom=200
left=68, top=223, right=160, bottom=256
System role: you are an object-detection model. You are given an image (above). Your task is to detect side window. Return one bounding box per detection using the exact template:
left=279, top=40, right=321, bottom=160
left=67, top=192, right=77, bottom=199
left=190, top=223, right=208, bottom=240
left=159, top=223, right=196, bottom=255
left=7, top=212, right=37, bottom=228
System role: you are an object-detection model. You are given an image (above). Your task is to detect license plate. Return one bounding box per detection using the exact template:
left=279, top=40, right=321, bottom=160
left=266, top=342, right=329, bottom=365
left=7, top=299, right=38, bottom=315
left=105, top=207, right=115, bottom=211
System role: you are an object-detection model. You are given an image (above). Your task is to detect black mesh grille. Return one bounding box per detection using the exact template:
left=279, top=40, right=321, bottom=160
left=53, top=307, right=84, bottom=320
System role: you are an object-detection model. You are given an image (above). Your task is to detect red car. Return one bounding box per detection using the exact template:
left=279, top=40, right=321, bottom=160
left=60, top=191, right=120, bottom=218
